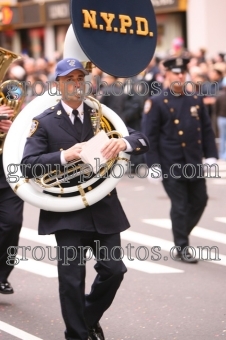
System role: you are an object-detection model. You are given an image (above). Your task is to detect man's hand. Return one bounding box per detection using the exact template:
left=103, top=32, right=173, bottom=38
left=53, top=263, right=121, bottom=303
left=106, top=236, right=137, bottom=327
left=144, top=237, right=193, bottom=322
left=0, top=105, right=14, bottom=133
left=0, top=120, right=13, bottom=133
left=203, top=157, right=218, bottom=177
left=203, top=97, right=216, bottom=105
left=101, top=138, right=126, bottom=160
left=63, top=142, right=87, bottom=162
left=204, top=157, right=217, bottom=165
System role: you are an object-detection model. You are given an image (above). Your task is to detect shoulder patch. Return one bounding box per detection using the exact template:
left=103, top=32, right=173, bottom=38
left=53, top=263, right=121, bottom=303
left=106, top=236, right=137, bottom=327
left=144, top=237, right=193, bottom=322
left=29, top=120, right=39, bottom=137
left=144, top=99, right=152, bottom=114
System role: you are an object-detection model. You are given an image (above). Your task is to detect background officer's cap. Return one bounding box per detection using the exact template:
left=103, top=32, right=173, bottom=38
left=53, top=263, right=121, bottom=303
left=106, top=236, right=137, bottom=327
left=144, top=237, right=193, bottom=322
left=163, top=55, right=190, bottom=73
left=55, top=58, right=89, bottom=79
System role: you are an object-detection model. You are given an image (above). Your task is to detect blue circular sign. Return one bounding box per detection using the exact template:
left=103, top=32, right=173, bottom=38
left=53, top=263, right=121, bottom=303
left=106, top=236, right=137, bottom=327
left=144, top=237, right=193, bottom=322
left=70, top=0, right=157, bottom=78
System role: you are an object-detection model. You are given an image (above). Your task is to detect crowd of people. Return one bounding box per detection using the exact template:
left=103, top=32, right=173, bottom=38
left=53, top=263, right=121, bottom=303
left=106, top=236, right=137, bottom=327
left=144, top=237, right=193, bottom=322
left=3, top=41, right=226, bottom=156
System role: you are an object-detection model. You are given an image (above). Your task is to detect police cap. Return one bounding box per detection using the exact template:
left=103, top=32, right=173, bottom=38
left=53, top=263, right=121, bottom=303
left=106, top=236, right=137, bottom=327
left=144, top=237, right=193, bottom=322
left=55, top=58, right=89, bottom=80
left=163, top=55, right=190, bottom=73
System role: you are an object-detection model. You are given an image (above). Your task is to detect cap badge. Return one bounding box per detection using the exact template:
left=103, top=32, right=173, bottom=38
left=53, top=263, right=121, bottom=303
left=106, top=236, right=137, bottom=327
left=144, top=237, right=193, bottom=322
left=190, top=106, right=198, bottom=117
left=176, top=58, right=183, bottom=66
left=68, top=60, right=76, bottom=67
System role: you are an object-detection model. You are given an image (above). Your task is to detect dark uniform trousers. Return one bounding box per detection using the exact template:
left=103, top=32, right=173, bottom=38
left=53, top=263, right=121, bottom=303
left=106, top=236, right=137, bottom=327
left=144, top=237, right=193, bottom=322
left=56, top=230, right=126, bottom=340
left=162, top=178, right=208, bottom=251
left=0, top=184, right=24, bottom=282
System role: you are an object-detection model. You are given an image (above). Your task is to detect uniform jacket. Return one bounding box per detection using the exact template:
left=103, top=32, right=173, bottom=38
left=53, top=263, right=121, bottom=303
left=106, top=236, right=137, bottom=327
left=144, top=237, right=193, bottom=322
left=121, top=92, right=145, bottom=131
left=142, top=90, right=218, bottom=180
left=0, top=155, right=5, bottom=189
left=213, top=90, right=226, bottom=118
left=21, top=101, right=149, bottom=235
left=0, top=154, right=10, bottom=189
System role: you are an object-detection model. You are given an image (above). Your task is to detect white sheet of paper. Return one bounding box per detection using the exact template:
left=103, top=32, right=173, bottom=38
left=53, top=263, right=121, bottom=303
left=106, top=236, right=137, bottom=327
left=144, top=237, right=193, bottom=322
left=80, top=130, right=109, bottom=173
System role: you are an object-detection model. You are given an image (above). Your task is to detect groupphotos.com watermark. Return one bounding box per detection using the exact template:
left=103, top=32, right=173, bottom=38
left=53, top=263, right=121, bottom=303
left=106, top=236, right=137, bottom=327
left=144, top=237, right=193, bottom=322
left=6, top=244, right=221, bottom=266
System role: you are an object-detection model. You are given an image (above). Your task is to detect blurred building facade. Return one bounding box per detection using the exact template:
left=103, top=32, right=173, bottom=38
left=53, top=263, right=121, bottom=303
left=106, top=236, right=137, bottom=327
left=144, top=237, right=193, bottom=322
left=0, top=0, right=225, bottom=60
left=187, top=0, right=226, bottom=59
left=0, top=0, right=71, bottom=60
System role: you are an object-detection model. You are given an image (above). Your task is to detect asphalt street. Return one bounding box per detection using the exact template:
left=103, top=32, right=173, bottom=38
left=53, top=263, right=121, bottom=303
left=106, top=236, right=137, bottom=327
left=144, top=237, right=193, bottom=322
left=0, top=161, right=226, bottom=340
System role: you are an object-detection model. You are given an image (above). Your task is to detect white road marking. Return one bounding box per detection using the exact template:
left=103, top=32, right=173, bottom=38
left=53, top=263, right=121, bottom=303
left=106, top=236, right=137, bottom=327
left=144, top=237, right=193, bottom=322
left=122, top=229, right=175, bottom=251
left=122, top=229, right=226, bottom=266
left=20, top=228, right=57, bottom=246
left=215, top=217, right=226, bottom=224
left=15, top=257, right=58, bottom=277
left=211, top=160, right=226, bottom=182
left=212, top=179, right=226, bottom=184
left=217, top=161, right=226, bottom=170
left=20, top=228, right=183, bottom=275
left=0, top=321, right=43, bottom=340
left=21, top=225, right=226, bottom=272
left=142, top=218, right=226, bottom=244
left=123, top=258, right=183, bottom=274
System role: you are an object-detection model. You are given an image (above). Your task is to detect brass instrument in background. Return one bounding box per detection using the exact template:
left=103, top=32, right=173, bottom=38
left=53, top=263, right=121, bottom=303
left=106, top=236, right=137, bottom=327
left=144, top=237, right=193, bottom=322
left=0, top=47, right=25, bottom=154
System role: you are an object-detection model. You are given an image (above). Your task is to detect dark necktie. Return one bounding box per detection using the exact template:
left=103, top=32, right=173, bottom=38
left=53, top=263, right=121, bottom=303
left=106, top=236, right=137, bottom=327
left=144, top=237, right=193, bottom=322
left=72, top=109, right=83, bottom=140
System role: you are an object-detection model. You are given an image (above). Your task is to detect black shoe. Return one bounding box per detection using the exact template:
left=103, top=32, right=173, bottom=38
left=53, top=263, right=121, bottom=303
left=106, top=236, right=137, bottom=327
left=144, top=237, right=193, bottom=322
left=88, top=329, right=98, bottom=340
left=88, top=322, right=105, bottom=340
left=94, top=322, right=105, bottom=340
left=0, top=281, right=14, bottom=294
left=176, top=251, right=198, bottom=264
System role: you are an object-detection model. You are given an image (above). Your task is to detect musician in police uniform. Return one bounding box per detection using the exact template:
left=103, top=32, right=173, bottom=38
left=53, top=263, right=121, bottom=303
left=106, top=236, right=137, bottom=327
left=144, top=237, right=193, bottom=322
left=142, top=55, right=218, bottom=264
left=0, top=105, right=24, bottom=294
left=21, top=58, right=149, bottom=340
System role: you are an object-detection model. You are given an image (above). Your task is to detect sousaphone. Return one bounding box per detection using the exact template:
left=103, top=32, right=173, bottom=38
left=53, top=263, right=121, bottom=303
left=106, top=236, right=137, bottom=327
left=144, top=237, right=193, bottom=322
left=3, top=0, right=157, bottom=212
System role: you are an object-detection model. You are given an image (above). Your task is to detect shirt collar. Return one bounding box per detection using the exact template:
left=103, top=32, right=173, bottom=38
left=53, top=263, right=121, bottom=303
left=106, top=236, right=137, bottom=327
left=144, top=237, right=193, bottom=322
left=61, top=100, right=84, bottom=120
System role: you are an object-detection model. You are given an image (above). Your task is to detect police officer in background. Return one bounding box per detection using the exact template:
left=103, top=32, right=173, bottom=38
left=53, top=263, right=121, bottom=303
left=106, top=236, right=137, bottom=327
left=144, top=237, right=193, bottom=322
left=142, top=55, right=218, bottom=264
left=0, top=105, right=24, bottom=293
